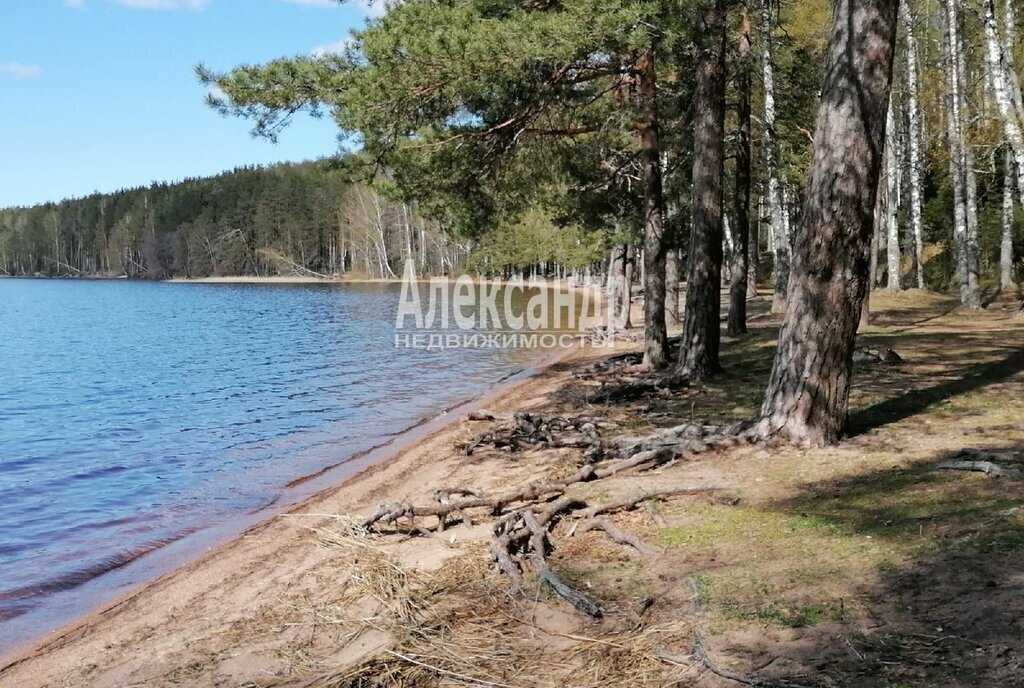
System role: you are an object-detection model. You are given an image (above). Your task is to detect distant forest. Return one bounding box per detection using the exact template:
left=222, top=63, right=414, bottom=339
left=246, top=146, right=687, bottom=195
left=0, top=162, right=477, bottom=280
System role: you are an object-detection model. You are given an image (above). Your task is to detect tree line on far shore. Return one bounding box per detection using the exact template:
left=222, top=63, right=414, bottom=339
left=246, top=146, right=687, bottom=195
left=0, top=162, right=474, bottom=280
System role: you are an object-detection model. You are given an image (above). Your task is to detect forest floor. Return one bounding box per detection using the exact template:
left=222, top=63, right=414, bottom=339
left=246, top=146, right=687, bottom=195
left=1, top=289, right=1022, bottom=688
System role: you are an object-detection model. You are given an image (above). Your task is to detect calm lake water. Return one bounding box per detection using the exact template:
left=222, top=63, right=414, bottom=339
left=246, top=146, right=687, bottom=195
left=0, top=278, right=546, bottom=651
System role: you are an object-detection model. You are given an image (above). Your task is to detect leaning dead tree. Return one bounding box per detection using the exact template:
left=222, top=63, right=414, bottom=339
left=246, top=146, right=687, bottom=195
left=753, top=0, right=899, bottom=446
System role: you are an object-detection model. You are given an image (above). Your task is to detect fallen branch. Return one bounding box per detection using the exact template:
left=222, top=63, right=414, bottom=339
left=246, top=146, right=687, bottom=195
left=935, top=460, right=1022, bottom=479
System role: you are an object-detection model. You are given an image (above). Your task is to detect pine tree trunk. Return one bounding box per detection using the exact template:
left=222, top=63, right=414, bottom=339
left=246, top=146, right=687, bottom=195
left=679, top=0, right=727, bottom=379
left=638, top=47, right=669, bottom=369
left=761, top=0, right=789, bottom=314
left=755, top=0, right=899, bottom=446
left=902, top=0, right=926, bottom=289
left=729, top=4, right=754, bottom=336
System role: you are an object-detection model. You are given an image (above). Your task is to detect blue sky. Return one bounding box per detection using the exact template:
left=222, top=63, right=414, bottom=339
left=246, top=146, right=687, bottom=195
left=0, top=0, right=380, bottom=208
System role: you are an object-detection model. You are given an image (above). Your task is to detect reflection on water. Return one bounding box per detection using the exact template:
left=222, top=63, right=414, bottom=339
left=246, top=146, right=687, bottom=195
left=0, top=278, right=546, bottom=647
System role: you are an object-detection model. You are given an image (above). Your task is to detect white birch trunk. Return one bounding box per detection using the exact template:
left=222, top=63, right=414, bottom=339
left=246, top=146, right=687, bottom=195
left=1003, top=147, right=1017, bottom=287
left=902, top=0, right=926, bottom=289
left=885, top=100, right=901, bottom=290
left=761, top=0, right=788, bottom=313
left=944, top=0, right=973, bottom=306
left=983, top=0, right=1024, bottom=194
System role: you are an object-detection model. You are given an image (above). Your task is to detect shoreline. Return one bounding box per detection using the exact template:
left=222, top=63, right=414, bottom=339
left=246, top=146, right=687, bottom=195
left=3, top=274, right=608, bottom=289
left=0, top=342, right=583, bottom=676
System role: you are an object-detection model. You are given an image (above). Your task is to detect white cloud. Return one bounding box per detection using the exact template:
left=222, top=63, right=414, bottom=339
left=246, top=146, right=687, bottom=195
left=111, top=0, right=210, bottom=9
left=311, top=37, right=353, bottom=58
left=0, top=62, right=43, bottom=78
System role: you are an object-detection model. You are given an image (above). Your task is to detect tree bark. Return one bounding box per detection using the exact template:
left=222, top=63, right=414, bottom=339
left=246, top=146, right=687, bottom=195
left=958, top=17, right=982, bottom=309
left=755, top=0, right=899, bottom=446
left=679, top=0, right=727, bottom=379
left=761, top=0, right=789, bottom=314
left=638, top=48, right=670, bottom=369
left=884, top=100, right=901, bottom=291
left=1003, top=147, right=1017, bottom=287
left=982, top=0, right=1024, bottom=194
left=901, top=0, right=926, bottom=289
left=666, top=246, right=681, bottom=326
left=622, top=244, right=634, bottom=329
left=943, top=0, right=977, bottom=308
left=861, top=184, right=884, bottom=329
left=729, top=4, right=754, bottom=336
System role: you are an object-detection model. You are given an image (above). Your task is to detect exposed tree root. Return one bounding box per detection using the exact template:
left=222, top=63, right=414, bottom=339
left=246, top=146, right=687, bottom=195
left=586, top=375, right=690, bottom=404
left=853, top=346, right=904, bottom=365
left=934, top=448, right=1023, bottom=479
left=614, top=421, right=751, bottom=457
left=575, top=517, right=657, bottom=556
left=463, top=412, right=603, bottom=457
left=362, top=410, right=745, bottom=616
left=655, top=578, right=820, bottom=688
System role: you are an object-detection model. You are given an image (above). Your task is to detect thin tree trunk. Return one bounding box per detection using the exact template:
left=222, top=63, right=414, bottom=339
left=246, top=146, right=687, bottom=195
left=729, top=3, right=754, bottom=336
left=1003, top=147, right=1017, bottom=287
left=902, top=0, right=926, bottom=289
left=943, top=0, right=972, bottom=305
left=755, top=0, right=899, bottom=446
left=885, top=100, right=902, bottom=291
left=761, top=0, right=788, bottom=314
left=862, top=185, right=884, bottom=328
left=638, top=48, right=670, bottom=369
left=748, top=194, right=760, bottom=298
left=679, top=0, right=727, bottom=379
left=622, top=245, right=634, bottom=330
left=958, top=17, right=982, bottom=309
left=1004, top=0, right=1024, bottom=124
left=666, top=247, right=681, bottom=326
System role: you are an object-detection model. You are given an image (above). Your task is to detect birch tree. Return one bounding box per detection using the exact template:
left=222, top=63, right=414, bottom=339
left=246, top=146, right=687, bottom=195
left=885, top=100, right=901, bottom=291
left=901, top=0, right=926, bottom=289
left=760, top=0, right=788, bottom=314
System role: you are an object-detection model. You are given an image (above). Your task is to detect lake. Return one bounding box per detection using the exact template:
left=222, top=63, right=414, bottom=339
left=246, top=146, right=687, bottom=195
left=0, top=278, right=550, bottom=651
